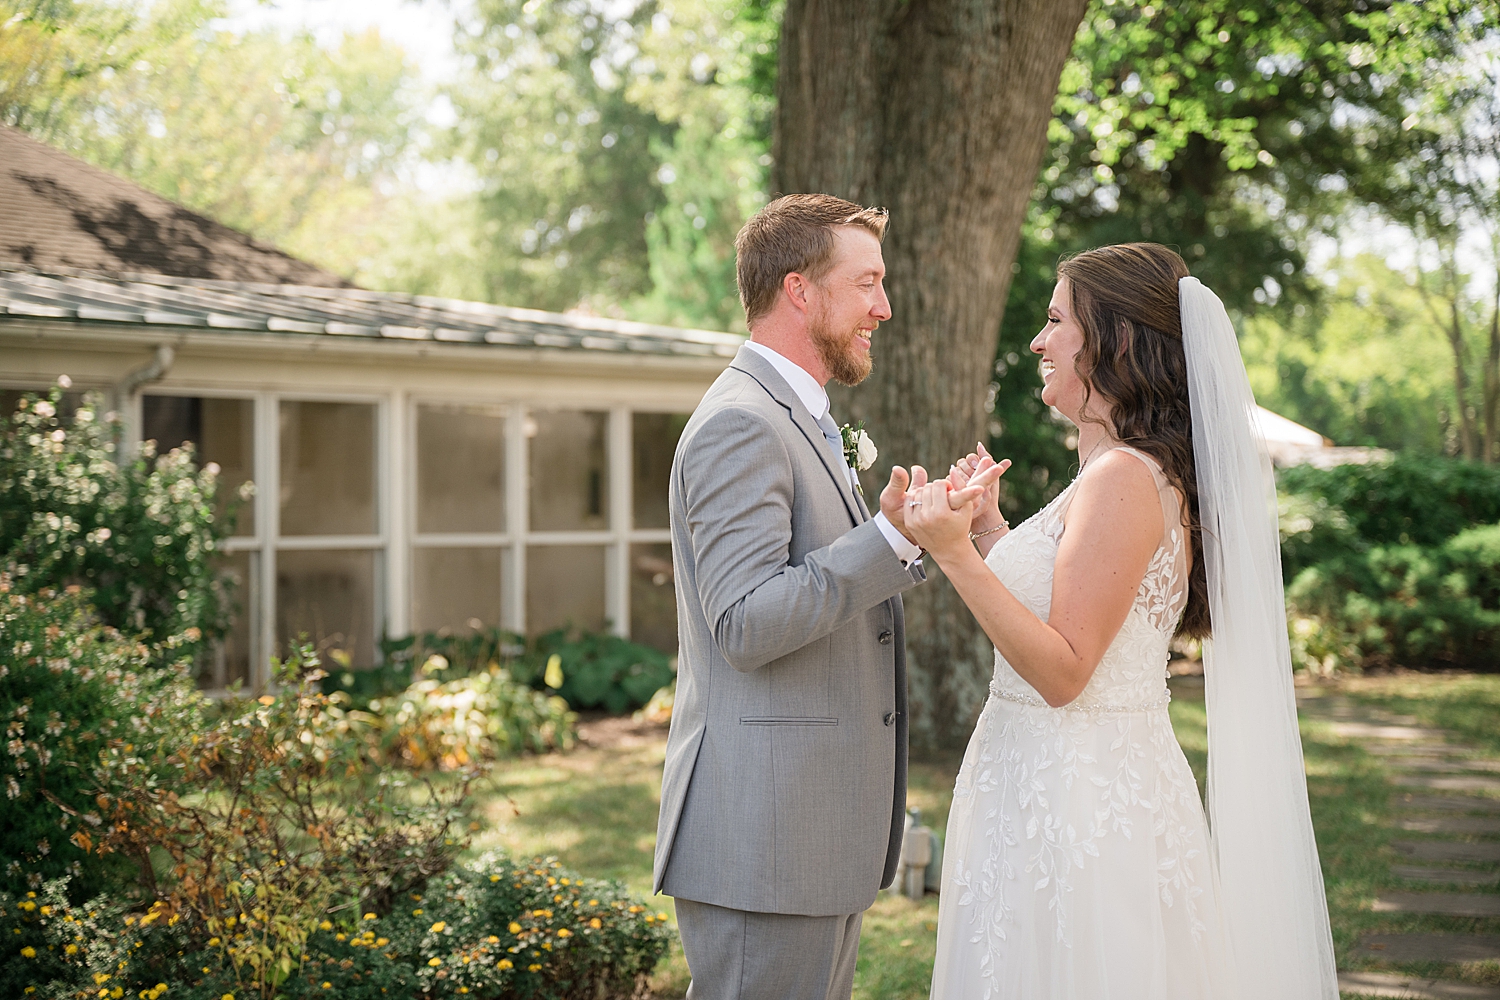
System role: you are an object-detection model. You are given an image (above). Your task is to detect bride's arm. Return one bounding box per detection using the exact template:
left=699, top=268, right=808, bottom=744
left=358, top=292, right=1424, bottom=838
left=906, top=450, right=1163, bottom=707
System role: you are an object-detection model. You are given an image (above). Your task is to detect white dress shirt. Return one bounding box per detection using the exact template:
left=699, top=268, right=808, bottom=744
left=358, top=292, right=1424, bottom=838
left=743, top=340, right=923, bottom=566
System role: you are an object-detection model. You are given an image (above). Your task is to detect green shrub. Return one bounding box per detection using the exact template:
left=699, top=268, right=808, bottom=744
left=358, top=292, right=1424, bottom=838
left=526, top=629, right=675, bottom=715
left=2, top=855, right=672, bottom=1000
left=1286, top=524, right=1500, bottom=671
left=1278, top=490, right=1366, bottom=582
left=0, top=386, right=237, bottom=655
left=371, top=662, right=576, bottom=770
left=0, top=579, right=202, bottom=900
left=1278, top=454, right=1500, bottom=548
left=374, top=626, right=675, bottom=715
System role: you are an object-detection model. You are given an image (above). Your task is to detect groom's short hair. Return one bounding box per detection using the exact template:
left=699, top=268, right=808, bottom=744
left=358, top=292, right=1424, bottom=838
left=735, top=194, right=888, bottom=325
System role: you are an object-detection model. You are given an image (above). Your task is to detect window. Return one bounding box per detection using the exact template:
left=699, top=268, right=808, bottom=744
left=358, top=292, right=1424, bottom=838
left=276, top=549, right=379, bottom=669
left=416, top=403, right=505, bottom=534
left=412, top=547, right=505, bottom=634
left=279, top=400, right=376, bottom=536
left=632, top=413, right=688, bottom=530
left=630, top=542, right=677, bottom=653
left=143, top=395, right=256, bottom=535
left=528, top=410, right=608, bottom=532
left=526, top=545, right=606, bottom=634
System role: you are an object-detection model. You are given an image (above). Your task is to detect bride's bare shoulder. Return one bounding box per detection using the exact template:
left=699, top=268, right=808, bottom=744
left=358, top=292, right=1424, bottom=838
left=1063, top=448, right=1163, bottom=536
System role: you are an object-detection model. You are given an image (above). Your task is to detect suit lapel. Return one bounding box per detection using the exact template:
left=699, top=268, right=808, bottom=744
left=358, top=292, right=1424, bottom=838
left=729, top=345, right=866, bottom=527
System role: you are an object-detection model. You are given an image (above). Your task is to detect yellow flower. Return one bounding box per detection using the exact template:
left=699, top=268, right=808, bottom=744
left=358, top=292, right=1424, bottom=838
left=317, top=920, right=332, bottom=931
left=428, top=921, right=445, bottom=933
left=376, top=937, right=389, bottom=946
left=489, top=875, right=500, bottom=882
left=321, top=982, right=331, bottom=989
left=18, top=901, right=36, bottom=911
left=364, top=913, right=377, bottom=921
left=589, top=918, right=601, bottom=929
left=335, top=934, right=346, bottom=942
left=497, top=959, right=513, bottom=970
left=528, top=963, right=542, bottom=972
left=627, top=905, right=643, bottom=914
left=657, top=912, right=669, bottom=921
left=20, top=946, right=36, bottom=958
left=222, top=994, right=235, bottom=1000
left=508, top=923, right=521, bottom=934
left=412, top=909, right=423, bottom=916
left=207, top=938, right=220, bottom=947
left=39, top=906, right=51, bottom=916
left=427, top=957, right=442, bottom=967
left=486, top=936, right=500, bottom=944
left=559, top=878, right=570, bottom=886
left=66, top=943, right=79, bottom=955
left=556, top=929, right=571, bottom=938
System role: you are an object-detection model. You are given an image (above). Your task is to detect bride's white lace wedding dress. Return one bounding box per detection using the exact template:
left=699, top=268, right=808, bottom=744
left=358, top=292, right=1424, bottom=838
left=930, top=447, right=1236, bottom=1000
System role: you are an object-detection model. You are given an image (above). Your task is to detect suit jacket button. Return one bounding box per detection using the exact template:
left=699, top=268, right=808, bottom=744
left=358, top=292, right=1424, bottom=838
left=883, top=712, right=895, bottom=726
left=878, top=630, right=893, bottom=645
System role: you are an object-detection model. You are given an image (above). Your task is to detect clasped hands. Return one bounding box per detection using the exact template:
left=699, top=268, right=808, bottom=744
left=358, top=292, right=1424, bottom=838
left=880, top=442, right=1012, bottom=559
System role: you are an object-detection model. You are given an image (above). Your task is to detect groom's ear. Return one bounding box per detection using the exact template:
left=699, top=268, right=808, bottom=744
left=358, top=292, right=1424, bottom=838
left=782, top=271, right=812, bottom=314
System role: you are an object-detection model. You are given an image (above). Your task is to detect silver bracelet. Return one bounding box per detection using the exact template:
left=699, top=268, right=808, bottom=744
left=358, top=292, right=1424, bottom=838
left=969, top=520, right=1008, bottom=541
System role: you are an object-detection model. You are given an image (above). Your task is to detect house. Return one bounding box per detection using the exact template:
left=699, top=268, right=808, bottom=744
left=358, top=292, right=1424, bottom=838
left=1, top=125, right=740, bottom=692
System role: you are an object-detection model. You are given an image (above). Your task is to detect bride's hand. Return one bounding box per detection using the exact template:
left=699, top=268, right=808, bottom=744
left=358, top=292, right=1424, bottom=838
left=906, top=480, right=977, bottom=560
left=949, top=442, right=1011, bottom=530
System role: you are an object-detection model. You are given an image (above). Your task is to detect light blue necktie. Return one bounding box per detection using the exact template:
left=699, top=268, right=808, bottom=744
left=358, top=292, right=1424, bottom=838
left=814, top=409, right=853, bottom=484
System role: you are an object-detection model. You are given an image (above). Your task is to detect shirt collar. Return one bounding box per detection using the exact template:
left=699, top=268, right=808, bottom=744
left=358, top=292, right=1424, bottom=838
left=743, top=340, right=830, bottom=421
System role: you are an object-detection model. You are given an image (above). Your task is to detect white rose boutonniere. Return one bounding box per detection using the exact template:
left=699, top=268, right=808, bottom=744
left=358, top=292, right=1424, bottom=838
left=839, top=421, right=878, bottom=493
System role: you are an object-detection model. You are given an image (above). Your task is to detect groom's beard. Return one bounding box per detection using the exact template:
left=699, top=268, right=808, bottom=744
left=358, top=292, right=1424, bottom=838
left=811, top=306, right=874, bottom=387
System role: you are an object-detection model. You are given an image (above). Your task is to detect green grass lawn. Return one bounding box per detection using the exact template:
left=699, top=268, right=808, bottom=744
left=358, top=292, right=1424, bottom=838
left=461, top=674, right=1500, bottom=998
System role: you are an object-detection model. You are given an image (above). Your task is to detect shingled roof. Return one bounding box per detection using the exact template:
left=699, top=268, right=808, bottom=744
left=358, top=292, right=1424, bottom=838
left=0, top=267, right=744, bottom=358
left=0, top=126, right=350, bottom=287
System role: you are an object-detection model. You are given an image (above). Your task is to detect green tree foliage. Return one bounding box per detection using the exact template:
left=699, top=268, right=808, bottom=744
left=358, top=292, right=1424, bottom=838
left=989, top=0, right=1497, bottom=516
left=1243, top=256, right=1463, bottom=454
left=446, top=0, right=776, bottom=327
left=2, top=0, right=425, bottom=284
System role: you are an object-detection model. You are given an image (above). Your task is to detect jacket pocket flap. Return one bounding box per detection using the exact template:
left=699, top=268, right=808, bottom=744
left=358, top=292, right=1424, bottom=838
left=738, top=716, right=838, bottom=726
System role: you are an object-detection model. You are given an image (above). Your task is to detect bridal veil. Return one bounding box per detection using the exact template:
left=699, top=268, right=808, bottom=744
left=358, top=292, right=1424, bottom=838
left=1180, top=276, right=1339, bottom=999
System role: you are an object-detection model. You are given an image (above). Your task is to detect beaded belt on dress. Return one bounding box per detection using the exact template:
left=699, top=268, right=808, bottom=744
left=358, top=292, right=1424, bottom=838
left=988, top=678, right=1171, bottom=714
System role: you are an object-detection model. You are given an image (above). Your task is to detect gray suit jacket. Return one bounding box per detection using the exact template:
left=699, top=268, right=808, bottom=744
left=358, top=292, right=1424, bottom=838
left=653, top=344, right=924, bottom=917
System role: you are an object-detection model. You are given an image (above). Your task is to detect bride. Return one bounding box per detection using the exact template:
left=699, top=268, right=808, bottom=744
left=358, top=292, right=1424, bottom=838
left=905, top=243, right=1338, bottom=999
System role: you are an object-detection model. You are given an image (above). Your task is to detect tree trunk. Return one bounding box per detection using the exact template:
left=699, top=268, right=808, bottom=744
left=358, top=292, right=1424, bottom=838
left=1447, top=292, right=1478, bottom=462
left=773, top=0, right=1088, bottom=751
left=1485, top=288, right=1499, bottom=465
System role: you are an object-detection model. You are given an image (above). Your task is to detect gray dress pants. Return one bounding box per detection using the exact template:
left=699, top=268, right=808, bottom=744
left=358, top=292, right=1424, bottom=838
left=674, top=897, right=864, bottom=1000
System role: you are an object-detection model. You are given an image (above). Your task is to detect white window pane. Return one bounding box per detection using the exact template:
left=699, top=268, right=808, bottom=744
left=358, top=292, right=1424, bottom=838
left=633, top=413, right=688, bottom=530
left=279, top=401, right=376, bottom=536
left=630, top=542, right=677, bottom=654
left=417, top=404, right=505, bottom=534
left=528, top=410, right=608, bottom=532
left=526, top=545, right=605, bottom=634
left=412, top=547, right=504, bottom=634
left=276, top=549, right=377, bottom=668
left=142, top=395, right=256, bottom=535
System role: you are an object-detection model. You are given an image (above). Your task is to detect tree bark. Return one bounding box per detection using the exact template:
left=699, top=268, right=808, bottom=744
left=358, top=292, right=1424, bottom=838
left=1485, top=287, right=1499, bottom=465
left=773, top=0, right=1088, bottom=751
left=1447, top=289, right=1478, bottom=462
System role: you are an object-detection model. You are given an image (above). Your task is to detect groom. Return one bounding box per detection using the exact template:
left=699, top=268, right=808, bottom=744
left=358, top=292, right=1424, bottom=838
left=653, top=194, right=935, bottom=999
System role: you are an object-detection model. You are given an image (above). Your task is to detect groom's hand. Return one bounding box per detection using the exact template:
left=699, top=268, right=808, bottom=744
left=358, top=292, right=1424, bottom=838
left=881, top=464, right=929, bottom=544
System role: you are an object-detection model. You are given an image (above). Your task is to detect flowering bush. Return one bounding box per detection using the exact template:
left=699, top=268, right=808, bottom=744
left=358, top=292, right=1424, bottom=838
left=0, top=385, right=239, bottom=655
left=370, top=661, right=576, bottom=771
left=376, top=626, right=674, bottom=715
left=0, top=579, right=203, bottom=899
left=2, top=856, right=673, bottom=1000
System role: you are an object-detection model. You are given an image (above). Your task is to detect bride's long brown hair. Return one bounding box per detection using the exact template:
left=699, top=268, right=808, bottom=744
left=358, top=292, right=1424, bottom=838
left=1056, top=243, right=1209, bottom=639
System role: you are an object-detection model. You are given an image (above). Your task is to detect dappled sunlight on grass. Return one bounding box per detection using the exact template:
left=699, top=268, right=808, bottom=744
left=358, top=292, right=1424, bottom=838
left=457, top=674, right=1498, bottom=996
